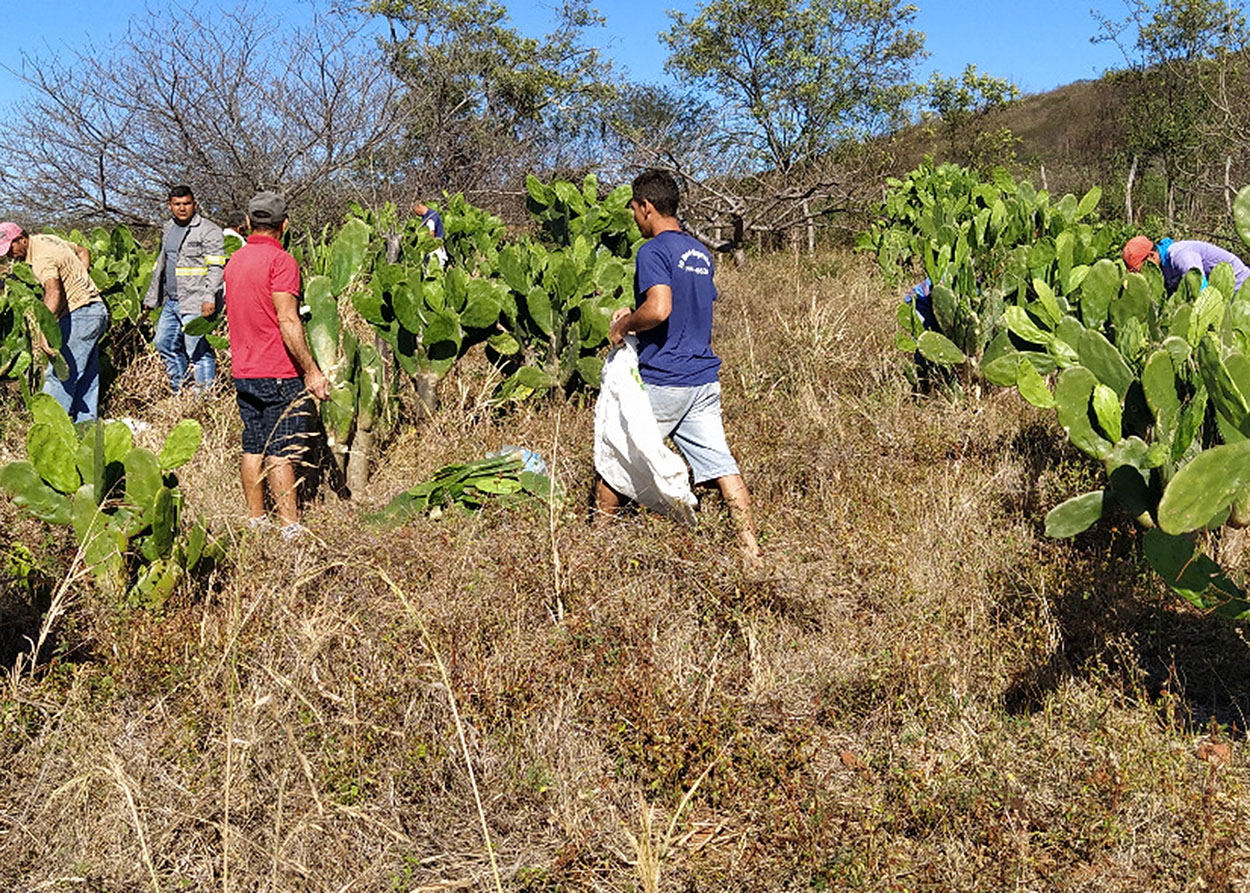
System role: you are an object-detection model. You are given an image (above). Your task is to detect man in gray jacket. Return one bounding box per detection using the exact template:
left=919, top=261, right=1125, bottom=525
left=144, top=185, right=225, bottom=395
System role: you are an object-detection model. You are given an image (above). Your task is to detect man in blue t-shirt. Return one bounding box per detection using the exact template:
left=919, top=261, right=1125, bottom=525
left=595, top=169, right=760, bottom=564
left=412, top=199, right=448, bottom=267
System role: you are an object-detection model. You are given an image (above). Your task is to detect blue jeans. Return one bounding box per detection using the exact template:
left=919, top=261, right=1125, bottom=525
left=43, top=300, right=109, bottom=424
left=646, top=381, right=740, bottom=484
left=155, top=298, right=216, bottom=393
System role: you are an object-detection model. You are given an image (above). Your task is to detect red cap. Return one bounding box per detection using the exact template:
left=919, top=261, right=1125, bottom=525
left=1123, top=235, right=1154, bottom=272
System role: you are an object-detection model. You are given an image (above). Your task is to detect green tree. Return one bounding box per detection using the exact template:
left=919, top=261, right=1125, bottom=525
left=605, top=84, right=722, bottom=175
left=1095, top=0, right=1243, bottom=225
left=655, top=0, right=925, bottom=250
left=1191, top=3, right=1250, bottom=208
left=926, top=65, right=1021, bottom=170
left=370, top=0, right=615, bottom=195
left=663, top=0, right=925, bottom=177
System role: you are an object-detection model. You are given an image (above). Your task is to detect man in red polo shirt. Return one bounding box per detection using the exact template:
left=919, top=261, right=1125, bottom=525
left=223, top=191, right=329, bottom=540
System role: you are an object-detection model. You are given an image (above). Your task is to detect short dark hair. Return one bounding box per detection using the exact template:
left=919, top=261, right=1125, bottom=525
left=227, top=212, right=248, bottom=230
left=631, top=169, right=679, bottom=217
left=248, top=219, right=284, bottom=238
left=169, top=184, right=194, bottom=200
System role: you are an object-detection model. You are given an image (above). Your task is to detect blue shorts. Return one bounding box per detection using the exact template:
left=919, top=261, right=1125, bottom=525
left=646, top=381, right=740, bottom=484
left=234, top=377, right=316, bottom=457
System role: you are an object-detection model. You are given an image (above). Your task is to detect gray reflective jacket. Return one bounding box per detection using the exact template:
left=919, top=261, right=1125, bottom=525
left=144, top=213, right=226, bottom=314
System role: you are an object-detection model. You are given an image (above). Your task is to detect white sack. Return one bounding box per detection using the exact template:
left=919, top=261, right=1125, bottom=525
left=594, top=338, right=697, bottom=523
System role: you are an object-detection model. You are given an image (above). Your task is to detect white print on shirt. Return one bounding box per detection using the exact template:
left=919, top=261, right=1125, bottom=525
left=677, top=248, right=711, bottom=275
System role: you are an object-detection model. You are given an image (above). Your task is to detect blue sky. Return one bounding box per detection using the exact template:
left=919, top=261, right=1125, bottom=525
left=516, top=0, right=1131, bottom=95
left=1, top=0, right=1129, bottom=108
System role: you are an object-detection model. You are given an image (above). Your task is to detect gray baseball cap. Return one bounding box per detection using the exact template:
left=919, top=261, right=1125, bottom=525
left=247, top=191, right=288, bottom=225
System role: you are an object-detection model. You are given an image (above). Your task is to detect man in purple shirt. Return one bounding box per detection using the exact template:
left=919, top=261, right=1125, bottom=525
left=1123, top=235, right=1250, bottom=293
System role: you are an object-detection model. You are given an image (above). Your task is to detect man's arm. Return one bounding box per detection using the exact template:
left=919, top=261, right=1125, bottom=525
left=41, top=278, right=66, bottom=318
left=609, top=284, right=672, bottom=345
left=73, top=244, right=90, bottom=269
left=424, top=216, right=447, bottom=261
left=143, top=225, right=166, bottom=309
left=272, top=290, right=329, bottom=399
left=35, top=278, right=64, bottom=355
left=202, top=226, right=226, bottom=317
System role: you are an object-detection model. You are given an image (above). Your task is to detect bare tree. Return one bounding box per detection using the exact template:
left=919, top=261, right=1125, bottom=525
left=606, top=82, right=891, bottom=261
left=0, top=3, right=404, bottom=225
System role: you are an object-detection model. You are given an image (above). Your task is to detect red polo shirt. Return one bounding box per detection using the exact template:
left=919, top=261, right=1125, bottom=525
left=223, top=234, right=302, bottom=379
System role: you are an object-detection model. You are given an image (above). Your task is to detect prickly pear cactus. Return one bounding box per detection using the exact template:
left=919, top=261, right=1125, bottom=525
left=0, top=401, right=223, bottom=604
left=866, top=162, right=1250, bottom=617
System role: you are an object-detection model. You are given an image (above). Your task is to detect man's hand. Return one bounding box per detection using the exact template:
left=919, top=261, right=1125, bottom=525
left=608, top=307, right=631, bottom=346
left=305, top=368, right=330, bottom=401
left=37, top=333, right=57, bottom=358
left=200, top=301, right=215, bottom=318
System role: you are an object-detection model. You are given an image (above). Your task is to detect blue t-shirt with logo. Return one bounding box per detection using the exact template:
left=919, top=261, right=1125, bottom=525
left=421, top=209, right=445, bottom=240
left=634, top=229, right=721, bottom=387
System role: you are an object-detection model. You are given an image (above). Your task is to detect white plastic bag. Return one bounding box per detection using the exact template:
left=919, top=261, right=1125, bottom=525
left=594, top=338, right=697, bottom=523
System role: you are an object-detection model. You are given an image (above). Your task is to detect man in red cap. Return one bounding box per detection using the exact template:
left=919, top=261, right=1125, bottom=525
left=1123, top=234, right=1250, bottom=294
left=222, top=192, right=329, bottom=541
left=0, top=221, right=109, bottom=422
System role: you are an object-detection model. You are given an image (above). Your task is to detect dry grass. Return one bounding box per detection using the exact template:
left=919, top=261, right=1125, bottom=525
left=1, top=247, right=1249, bottom=891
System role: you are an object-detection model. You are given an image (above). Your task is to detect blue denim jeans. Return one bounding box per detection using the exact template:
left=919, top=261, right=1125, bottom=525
left=646, top=381, right=740, bottom=484
left=43, top=300, right=109, bottom=424
left=154, top=298, right=216, bottom=393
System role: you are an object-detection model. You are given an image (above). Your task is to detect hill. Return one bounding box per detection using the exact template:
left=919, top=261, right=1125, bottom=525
left=886, top=72, right=1243, bottom=241
left=889, top=78, right=1116, bottom=183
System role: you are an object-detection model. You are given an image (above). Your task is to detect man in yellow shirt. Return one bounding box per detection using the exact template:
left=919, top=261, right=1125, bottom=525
left=0, top=221, right=110, bottom=422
